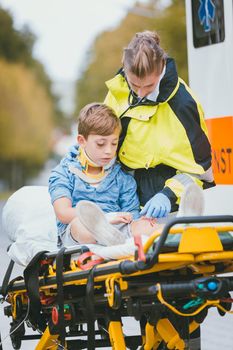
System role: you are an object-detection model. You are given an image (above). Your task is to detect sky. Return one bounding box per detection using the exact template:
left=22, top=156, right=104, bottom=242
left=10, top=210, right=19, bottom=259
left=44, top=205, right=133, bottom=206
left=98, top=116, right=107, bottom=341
left=0, top=0, right=140, bottom=82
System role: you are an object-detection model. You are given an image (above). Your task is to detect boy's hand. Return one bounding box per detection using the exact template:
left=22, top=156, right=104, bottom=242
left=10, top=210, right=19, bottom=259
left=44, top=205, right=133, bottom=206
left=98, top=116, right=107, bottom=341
left=109, top=212, right=133, bottom=224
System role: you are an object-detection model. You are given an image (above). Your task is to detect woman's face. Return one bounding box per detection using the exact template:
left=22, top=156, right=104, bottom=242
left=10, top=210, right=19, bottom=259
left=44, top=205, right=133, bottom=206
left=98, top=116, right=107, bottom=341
left=126, top=70, right=161, bottom=98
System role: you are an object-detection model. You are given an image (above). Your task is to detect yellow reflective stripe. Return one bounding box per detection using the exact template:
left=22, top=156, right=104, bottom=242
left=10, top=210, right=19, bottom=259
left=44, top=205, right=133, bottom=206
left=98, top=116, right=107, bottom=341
left=166, top=77, right=180, bottom=101
left=165, top=178, right=185, bottom=204
left=165, top=174, right=202, bottom=203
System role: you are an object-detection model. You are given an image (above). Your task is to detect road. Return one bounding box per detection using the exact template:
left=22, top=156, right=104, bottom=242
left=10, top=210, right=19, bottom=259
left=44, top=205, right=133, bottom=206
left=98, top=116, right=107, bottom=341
left=0, top=199, right=233, bottom=349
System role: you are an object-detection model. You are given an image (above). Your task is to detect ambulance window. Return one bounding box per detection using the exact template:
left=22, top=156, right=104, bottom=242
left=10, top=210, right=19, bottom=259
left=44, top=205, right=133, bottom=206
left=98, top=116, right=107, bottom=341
left=191, top=0, right=225, bottom=48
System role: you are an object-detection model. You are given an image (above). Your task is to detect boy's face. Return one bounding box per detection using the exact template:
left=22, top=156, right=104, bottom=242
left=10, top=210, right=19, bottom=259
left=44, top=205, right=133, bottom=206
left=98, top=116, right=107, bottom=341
left=77, top=129, right=119, bottom=166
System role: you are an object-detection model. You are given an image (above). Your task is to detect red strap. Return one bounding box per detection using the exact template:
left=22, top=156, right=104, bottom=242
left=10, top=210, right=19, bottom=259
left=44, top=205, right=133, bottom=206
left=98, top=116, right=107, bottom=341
left=134, top=235, right=146, bottom=262
left=40, top=293, right=55, bottom=305
left=76, top=251, right=104, bottom=270
left=40, top=258, right=53, bottom=266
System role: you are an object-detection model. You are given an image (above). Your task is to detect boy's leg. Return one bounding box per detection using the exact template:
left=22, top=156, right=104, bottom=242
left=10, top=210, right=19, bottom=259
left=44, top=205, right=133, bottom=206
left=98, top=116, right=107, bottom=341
left=76, top=200, right=126, bottom=246
left=60, top=217, right=97, bottom=247
left=70, top=217, right=97, bottom=244
left=130, top=218, right=163, bottom=237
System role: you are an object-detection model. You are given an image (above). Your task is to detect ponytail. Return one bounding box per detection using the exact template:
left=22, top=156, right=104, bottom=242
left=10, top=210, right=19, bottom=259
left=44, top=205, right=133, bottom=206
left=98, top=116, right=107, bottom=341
left=123, top=31, right=167, bottom=78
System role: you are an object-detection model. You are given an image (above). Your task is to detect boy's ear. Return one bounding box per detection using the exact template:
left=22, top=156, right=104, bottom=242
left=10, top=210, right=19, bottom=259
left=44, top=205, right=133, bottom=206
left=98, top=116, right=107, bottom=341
left=77, top=134, right=86, bottom=146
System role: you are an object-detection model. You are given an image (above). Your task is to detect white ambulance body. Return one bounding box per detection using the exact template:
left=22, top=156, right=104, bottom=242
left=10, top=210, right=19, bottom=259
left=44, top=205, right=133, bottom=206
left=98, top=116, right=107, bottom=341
left=185, top=0, right=233, bottom=214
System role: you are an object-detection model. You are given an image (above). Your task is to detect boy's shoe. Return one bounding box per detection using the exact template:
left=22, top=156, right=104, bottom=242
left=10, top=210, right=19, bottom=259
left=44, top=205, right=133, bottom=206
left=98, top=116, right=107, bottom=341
left=76, top=200, right=126, bottom=246
left=178, top=183, right=204, bottom=217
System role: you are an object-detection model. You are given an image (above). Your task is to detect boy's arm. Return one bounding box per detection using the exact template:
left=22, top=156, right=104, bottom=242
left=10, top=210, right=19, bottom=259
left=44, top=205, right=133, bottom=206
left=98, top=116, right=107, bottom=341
left=118, top=172, right=140, bottom=219
left=53, top=197, right=78, bottom=224
left=49, top=158, right=76, bottom=224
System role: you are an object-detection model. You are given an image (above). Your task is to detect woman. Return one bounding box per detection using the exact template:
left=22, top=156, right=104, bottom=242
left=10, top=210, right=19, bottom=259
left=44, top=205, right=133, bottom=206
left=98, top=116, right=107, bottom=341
left=104, top=30, right=215, bottom=219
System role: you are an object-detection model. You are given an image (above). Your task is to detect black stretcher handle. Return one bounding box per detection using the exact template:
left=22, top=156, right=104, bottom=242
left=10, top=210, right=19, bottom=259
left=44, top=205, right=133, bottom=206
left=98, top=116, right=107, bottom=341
left=146, top=215, right=233, bottom=269
left=120, top=215, right=233, bottom=275
left=44, top=245, right=89, bottom=259
left=153, top=276, right=233, bottom=298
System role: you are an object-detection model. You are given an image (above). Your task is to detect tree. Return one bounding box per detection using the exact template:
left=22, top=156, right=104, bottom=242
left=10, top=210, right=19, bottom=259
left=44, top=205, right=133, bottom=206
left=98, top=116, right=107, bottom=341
left=0, top=59, right=54, bottom=189
left=0, top=6, right=64, bottom=126
left=0, top=6, right=65, bottom=189
left=0, top=7, right=35, bottom=64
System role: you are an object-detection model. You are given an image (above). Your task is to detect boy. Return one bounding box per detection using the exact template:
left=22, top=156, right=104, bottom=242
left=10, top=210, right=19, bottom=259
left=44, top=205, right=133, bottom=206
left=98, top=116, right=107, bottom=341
left=49, top=103, right=157, bottom=248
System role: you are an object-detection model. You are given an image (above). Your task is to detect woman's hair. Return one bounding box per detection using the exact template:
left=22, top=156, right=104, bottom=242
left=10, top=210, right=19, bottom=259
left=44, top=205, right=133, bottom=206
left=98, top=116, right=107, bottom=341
left=123, top=31, right=167, bottom=78
left=78, top=103, right=121, bottom=138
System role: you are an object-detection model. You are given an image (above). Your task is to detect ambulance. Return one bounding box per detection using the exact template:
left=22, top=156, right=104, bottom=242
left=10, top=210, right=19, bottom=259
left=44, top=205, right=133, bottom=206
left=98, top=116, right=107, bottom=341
left=185, top=0, right=233, bottom=213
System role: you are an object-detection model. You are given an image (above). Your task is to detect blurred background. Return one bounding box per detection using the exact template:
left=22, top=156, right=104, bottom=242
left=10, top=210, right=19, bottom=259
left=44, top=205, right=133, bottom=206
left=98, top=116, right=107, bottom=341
left=0, top=0, right=187, bottom=194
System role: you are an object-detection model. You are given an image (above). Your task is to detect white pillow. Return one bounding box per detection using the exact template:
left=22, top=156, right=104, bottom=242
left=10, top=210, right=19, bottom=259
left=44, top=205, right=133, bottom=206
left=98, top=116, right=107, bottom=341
left=2, top=186, right=57, bottom=266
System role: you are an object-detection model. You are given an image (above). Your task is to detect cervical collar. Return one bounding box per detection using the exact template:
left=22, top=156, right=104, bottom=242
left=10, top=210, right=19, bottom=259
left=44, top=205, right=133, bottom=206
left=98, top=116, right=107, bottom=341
left=77, top=147, right=116, bottom=180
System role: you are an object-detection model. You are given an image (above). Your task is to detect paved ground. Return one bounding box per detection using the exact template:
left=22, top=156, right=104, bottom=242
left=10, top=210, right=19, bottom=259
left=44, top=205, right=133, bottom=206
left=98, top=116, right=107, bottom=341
left=0, top=199, right=233, bottom=349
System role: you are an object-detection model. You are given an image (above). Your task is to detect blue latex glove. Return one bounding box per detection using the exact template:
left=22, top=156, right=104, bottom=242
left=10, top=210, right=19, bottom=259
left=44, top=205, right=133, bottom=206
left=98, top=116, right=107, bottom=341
left=140, top=193, right=171, bottom=218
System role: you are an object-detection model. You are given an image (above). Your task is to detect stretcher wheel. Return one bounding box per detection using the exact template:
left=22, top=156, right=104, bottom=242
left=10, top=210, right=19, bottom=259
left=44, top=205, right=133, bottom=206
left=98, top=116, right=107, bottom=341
left=112, top=283, right=122, bottom=310
left=11, top=337, right=21, bottom=350
left=10, top=322, right=25, bottom=350
left=15, top=296, right=23, bottom=319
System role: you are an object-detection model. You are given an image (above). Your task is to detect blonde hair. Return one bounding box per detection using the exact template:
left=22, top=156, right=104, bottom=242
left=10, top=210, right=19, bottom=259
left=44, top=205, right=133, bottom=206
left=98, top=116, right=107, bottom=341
left=123, top=31, right=167, bottom=78
left=78, top=103, right=121, bottom=138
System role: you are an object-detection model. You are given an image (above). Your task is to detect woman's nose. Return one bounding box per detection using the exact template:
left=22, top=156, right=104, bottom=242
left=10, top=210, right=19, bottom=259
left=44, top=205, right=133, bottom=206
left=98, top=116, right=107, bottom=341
left=137, top=88, right=147, bottom=98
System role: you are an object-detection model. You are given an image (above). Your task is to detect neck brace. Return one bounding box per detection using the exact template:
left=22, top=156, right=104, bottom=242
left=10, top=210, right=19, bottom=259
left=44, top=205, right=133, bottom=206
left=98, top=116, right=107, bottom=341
left=77, top=147, right=116, bottom=180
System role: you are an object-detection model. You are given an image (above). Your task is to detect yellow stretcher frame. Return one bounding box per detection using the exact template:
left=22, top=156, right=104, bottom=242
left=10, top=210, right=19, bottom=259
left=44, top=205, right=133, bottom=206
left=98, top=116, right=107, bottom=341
left=1, top=215, right=233, bottom=350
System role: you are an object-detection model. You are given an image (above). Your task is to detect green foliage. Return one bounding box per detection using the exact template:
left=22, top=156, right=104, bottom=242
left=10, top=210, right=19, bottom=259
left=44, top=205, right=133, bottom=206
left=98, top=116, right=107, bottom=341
left=0, top=59, right=54, bottom=189
left=0, top=6, right=64, bottom=189
left=74, top=1, right=187, bottom=115
left=0, top=7, right=35, bottom=64
left=0, top=6, right=64, bottom=125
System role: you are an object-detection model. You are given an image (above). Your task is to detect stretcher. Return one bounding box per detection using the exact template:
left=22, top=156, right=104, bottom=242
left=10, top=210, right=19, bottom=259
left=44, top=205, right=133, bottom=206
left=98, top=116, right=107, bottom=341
left=1, top=214, right=233, bottom=350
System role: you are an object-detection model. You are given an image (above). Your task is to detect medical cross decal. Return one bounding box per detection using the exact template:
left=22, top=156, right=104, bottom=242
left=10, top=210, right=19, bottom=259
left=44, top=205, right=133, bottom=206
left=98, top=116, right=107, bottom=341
left=198, top=0, right=216, bottom=32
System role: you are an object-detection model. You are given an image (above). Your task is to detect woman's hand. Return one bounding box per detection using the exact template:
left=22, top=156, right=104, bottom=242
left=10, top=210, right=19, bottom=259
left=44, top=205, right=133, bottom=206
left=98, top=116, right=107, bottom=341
left=140, top=193, right=171, bottom=218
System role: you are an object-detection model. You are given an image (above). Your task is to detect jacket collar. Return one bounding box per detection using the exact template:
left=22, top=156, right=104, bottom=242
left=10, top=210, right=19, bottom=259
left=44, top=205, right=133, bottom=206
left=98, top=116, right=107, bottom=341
left=157, top=58, right=179, bottom=103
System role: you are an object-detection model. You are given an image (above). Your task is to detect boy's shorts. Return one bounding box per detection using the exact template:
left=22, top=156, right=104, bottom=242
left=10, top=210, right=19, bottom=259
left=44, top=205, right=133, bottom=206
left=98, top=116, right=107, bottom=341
left=58, top=222, right=132, bottom=248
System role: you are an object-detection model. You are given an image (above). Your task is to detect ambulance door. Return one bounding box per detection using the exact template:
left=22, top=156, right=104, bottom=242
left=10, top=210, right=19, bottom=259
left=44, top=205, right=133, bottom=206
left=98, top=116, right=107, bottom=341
left=185, top=0, right=233, bottom=213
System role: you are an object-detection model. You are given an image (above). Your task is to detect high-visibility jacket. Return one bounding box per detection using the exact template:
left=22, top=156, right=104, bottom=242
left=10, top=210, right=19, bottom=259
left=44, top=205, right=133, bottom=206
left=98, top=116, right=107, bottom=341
left=104, top=58, right=215, bottom=206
